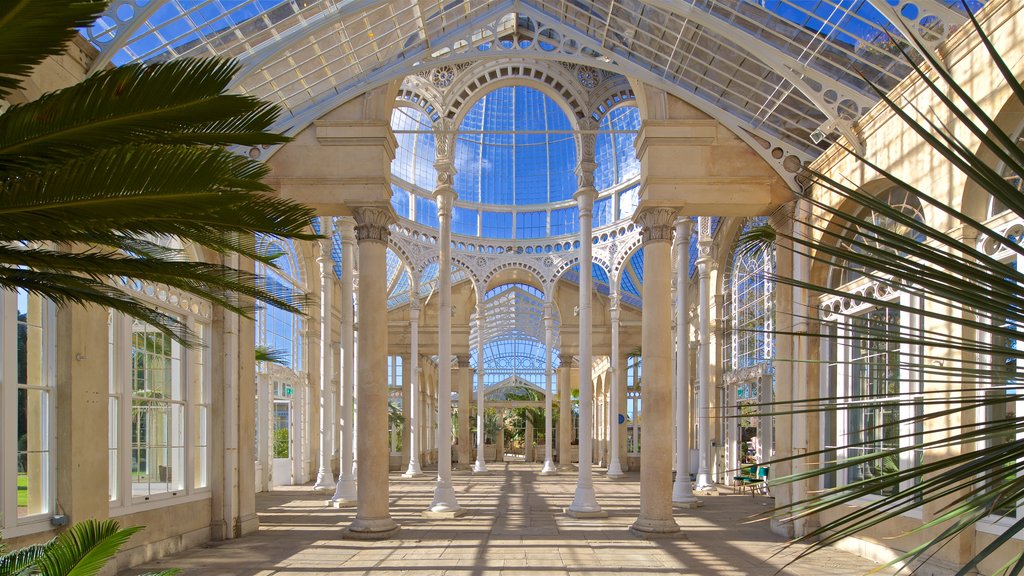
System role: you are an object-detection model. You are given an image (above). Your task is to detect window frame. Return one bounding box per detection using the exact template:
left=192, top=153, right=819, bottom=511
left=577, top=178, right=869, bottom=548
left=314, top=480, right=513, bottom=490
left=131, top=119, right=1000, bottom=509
left=108, top=308, right=212, bottom=515
left=1, top=290, right=57, bottom=538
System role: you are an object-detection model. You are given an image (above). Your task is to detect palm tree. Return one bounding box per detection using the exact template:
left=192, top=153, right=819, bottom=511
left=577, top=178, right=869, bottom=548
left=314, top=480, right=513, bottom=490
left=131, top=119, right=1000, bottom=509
left=0, top=0, right=319, bottom=344
left=0, top=519, right=177, bottom=575
left=738, top=7, right=1024, bottom=574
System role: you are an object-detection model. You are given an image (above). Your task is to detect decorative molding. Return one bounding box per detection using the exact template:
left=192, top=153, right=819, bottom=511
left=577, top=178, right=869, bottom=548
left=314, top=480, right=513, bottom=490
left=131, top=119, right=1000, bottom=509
left=722, top=363, right=768, bottom=386
left=352, top=206, right=395, bottom=244
left=820, top=278, right=898, bottom=319
left=635, top=207, right=678, bottom=244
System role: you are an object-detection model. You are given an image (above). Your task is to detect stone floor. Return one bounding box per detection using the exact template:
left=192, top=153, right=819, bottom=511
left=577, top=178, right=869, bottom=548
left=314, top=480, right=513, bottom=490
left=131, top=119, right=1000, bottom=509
left=121, top=463, right=895, bottom=576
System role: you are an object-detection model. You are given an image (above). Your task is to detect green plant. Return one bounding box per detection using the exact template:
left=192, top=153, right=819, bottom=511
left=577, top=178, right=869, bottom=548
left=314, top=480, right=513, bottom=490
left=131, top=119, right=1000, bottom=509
left=0, top=0, right=320, bottom=345
left=0, top=519, right=177, bottom=575
left=740, top=6, right=1024, bottom=574
left=273, top=427, right=289, bottom=459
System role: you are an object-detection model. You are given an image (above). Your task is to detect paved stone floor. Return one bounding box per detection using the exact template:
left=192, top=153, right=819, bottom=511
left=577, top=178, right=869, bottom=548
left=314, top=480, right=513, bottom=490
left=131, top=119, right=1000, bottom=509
left=122, top=463, right=895, bottom=576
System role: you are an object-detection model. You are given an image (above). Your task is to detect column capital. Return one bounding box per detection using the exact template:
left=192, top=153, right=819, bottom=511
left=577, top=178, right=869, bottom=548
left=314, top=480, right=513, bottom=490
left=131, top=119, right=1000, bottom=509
left=456, top=354, right=472, bottom=368
left=434, top=185, right=457, bottom=216
left=558, top=354, right=575, bottom=368
left=542, top=301, right=554, bottom=320
left=434, top=117, right=457, bottom=163
left=576, top=117, right=599, bottom=165
left=674, top=217, right=693, bottom=243
left=574, top=187, right=597, bottom=215
left=337, top=216, right=356, bottom=245
left=634, top=207, right=677, bottom=245
left=352, top=205, right=395, bottom=244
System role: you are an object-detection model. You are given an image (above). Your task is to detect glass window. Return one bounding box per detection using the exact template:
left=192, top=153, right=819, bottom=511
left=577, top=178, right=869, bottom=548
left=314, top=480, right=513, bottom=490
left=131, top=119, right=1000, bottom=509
left=391, top=185, right=411, bottom=219
left=595, top=106, right=640, bottom=191
left=482, top=211, right=513, bottom=239
left=9, top=290, right=54, bottom=523
left=415, top=195, right=439, bottom=229
left=452, top=206, right=478, bottom=236
left=550, top=206, right=579, bottom=237
left=724, top=217, right=775, bottom=372
left=517, top=211, right=547, bottom=239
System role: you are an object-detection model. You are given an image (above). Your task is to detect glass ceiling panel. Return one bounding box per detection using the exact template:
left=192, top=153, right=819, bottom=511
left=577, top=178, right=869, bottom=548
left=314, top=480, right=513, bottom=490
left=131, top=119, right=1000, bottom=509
left=391, top=107, right=437, bottom=190
left=455, top=86, right=577, bottom=206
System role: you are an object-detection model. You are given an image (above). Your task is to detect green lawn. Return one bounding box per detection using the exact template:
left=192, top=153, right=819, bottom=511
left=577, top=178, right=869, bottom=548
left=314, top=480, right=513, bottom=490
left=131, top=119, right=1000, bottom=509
left=17, top=473, right=28, bottom=507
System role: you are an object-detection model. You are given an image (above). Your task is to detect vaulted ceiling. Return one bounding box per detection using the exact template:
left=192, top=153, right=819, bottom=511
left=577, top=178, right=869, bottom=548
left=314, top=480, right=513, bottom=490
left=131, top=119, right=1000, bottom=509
left=85, top=0, right=975, bottom=187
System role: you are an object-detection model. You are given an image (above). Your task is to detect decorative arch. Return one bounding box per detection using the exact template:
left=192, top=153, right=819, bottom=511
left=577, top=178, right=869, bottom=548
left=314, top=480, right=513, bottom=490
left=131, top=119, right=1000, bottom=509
left=395, top=86, right=443, bottom=124
left=445, top=61, right=588, bottom=127
left=484, top=263, right=547, bottom=294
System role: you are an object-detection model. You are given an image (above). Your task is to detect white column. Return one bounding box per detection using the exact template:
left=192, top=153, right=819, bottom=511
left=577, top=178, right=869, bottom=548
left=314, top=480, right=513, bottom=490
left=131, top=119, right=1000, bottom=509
left=566, top=148, right=605, bottom=516
left=607, top=299, right=624, bottom=478
left=696, top=217, right=715, bottom=491
left=333, top=218, right=358, bottom=505
left=342, top=207, right=398, bottom=539
left=314, top=218, right=337, bottom=490
left=403, top=297, right=424, bottom=477
left=673, top=219, right=700, bottom=505
left=473, top=306, right=489, bottom=473
left=541, top=302, right=557, bottom=474
left=427, top=158, right=464, bottom=516
left=630, top=207, right=681, bottom=536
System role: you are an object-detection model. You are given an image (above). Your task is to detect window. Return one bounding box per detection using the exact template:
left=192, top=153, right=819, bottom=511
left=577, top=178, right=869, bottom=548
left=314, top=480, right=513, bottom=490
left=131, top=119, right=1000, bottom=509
left=3, top=290, right=55, bottom=535
left=109, top=311, right=209, bottom=508
left=387, top=356, right=403, bottom=456
left=626, top=355, right=641, bottom=455
left=822, top=294, right=923, bottom=500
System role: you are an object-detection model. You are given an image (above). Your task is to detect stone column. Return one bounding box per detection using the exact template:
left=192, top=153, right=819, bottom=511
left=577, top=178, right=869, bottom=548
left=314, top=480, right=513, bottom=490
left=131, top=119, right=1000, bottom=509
left=473, top=306, right=489, bottom=473
left=541, top=302, right=558, bottom=474
left=673, top=219, right=700, bottom=506
left=457, top=354, right=472, bottom=467
left=427, top=146, right=464, bottom=517
left=343, top=206, right=399, bottom=539
left=314, top=218, right=337, bottom=491
left=630, top=207, right=681, bottom=536
left=696, top=217, right=715, bottom=491
left=607, top=300, right=624, bottom=478
left=567, top=138, right=605, bottom=517
left=403, top=297, right=424, bottom=477
left=558, top=355, right=573, bottom=470
left=333, top=218, right=358, bottom=505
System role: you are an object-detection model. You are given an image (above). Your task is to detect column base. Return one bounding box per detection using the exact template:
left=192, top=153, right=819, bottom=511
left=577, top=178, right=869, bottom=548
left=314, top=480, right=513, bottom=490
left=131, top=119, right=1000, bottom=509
left=313, top=471, right=336, bottom=492
left=672, top=498, right=703, bottom=509
left=540, top=460, right=558, bottom=475
left=423, top=506, right=467, bottom=519
left=343, top=518, right=400, bottom=540
left=564, top=507, right=609, bottom=519
left=472, top=461, right=490, bottom=474
left=330, top=498, right=357, bottom=508
left=606, top=461, right=625, bottom=479
left=401, top=467, right=424, bottom=478
left=694, top=486, right=719, bottom=496
left=332, top=476, right=357, bottom=502
left=629, top=518, right=683, bottom=539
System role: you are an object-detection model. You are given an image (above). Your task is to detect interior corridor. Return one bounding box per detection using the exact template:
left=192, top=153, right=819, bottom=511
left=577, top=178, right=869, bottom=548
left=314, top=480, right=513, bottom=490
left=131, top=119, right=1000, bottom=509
left=120, top=464, right=894, bottom=576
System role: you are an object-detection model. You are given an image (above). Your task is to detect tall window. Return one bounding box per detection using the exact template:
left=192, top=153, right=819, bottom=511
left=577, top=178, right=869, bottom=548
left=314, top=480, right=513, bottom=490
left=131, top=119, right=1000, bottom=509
left=109, top=310, right=209, bottom=507
left=388, top=356, right=403, bottom=456
left=3, top=290, right=55, bottom=535
left=724, top=216, right=775, bottom=373
left=626, top=355, right=641, bottom=455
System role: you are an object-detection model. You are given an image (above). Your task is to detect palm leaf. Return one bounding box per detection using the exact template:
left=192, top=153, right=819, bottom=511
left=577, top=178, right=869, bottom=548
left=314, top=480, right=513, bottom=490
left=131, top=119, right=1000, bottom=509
left=0, top=58, right=288, bottom=172
left=0, top=0, right=106, bottom=98
left=255, top=345, right=288, bottom=364
left=34, top=519, right=142, bottom=576
left=0, top=542, right=47, bottom=576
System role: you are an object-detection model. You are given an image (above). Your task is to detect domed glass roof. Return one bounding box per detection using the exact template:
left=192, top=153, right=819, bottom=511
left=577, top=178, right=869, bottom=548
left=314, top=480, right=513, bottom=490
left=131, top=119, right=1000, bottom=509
left=389, top=83, right=641, bottom=240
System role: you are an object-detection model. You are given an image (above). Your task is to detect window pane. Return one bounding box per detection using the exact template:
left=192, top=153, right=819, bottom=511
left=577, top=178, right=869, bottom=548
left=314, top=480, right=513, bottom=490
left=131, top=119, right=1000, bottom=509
left=16, top=291, right=49, bottom=518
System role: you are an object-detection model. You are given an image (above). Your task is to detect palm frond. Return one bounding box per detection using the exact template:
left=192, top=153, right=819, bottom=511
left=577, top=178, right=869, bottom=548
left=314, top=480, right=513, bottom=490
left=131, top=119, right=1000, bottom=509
left=0, top=58, right=288, bottom=172
left=34, top=519, right=142, bottom=576
left=0, top=541, right=47, bottom=576
left=0, top=0, right=106, bottom=98
left=255, top=345, right=288, bottom=364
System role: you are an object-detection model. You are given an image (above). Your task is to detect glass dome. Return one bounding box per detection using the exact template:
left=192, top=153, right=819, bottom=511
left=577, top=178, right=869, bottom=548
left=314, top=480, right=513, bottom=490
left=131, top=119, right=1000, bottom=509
left=389, top=83, right=641, bottom=240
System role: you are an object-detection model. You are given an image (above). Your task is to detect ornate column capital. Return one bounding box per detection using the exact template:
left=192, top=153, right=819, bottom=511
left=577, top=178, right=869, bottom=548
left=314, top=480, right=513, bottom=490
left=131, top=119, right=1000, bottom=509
left=410, top=298, right=420, bottom=317
left=542, top=301, right=554, bottom=321
left=456, top=354, right=472, bottom=368
left=574, top=187, right=597, bottom=216
left=559, top=354, right=575, bottom=368
left=434, top=185, right=457, bottom=217
left=634, top=207, right=677, bottom=245
left=337, top=216, right=356, bottom=245
left=674, top=217, right=693, bottom=245
left=352, top=205, right=395, bottom=245
left=576, top=117, right=598, bottom=164
left=434, top=118, right=456, bottom=163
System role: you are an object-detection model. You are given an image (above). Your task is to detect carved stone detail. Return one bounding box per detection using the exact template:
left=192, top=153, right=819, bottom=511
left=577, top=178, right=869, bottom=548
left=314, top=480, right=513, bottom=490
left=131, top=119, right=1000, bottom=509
left=634, top=207, right=678, bottom=244
left=352, top=206, right=395, bottom=244
left=431, top=65, right=456, bottom=88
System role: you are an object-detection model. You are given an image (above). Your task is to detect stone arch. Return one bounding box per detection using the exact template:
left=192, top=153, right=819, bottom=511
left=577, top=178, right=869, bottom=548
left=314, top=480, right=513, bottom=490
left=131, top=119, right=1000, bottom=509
left=417, top=253, right=483, bottom=290
left=611, top=234, right=644, bottom=291
left=962, top=93, right=1024, bottom=220
left=551, top=254, right=612, bottom=287
left=484, top=263, right=547, bottom=294
left=395, top=87, right=443, bottom=124
left=445, top=61, right=587, bottom=127
left=586, top=76, right=637, bottom=122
